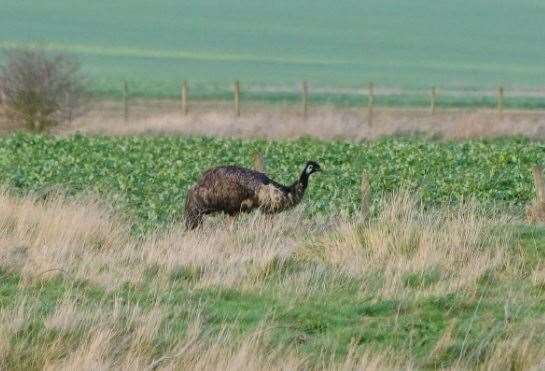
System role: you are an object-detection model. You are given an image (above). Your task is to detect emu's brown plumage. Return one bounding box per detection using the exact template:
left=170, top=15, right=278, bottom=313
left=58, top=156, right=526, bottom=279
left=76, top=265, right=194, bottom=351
left=185, top=161, right=321, bottom=229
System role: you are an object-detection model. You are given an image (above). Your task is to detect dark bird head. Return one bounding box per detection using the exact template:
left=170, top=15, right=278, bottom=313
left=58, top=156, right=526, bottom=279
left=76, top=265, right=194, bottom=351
left=303, top=161, right=322, bottom=175
left=295, top=160, right=321, bottom=189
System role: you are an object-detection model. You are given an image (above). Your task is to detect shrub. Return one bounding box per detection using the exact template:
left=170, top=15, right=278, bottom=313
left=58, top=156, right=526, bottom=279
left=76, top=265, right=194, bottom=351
left=0, top=48, right=87, bottom=132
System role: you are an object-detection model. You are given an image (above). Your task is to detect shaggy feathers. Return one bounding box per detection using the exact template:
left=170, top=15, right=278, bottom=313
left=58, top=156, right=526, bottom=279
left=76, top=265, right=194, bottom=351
left=185, top=161, right=321, bottom=229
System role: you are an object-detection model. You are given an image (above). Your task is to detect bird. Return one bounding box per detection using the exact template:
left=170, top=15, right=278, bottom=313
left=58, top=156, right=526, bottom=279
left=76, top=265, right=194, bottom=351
left=184, top=161, right=322, bottom=229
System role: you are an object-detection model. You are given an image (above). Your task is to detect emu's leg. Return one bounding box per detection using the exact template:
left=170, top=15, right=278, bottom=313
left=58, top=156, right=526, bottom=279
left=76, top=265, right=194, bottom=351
left=185, top=202, right=204, bottom=229
left=185, top=188, right=205, bottom=230
left=226, top=211, right=238, bottom=232
left=227, top=215, right=235, bottom=232
left=185, top=210, right=204, bottom=230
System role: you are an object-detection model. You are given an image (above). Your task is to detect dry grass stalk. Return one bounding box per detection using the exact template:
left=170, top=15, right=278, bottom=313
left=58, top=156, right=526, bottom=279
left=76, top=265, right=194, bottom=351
left=253, top=151, right=265, bottom=172
left=526, top=166, right=545, bottom=223
left=360, top=173, right=370, bottom=220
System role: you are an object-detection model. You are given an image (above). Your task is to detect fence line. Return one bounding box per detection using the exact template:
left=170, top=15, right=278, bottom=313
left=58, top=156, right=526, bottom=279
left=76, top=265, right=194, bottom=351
left=116, top=80, right=545, bottom=121
left=302, top=81, right=309, bottom=119
left=430, top=87, right=437, bottom=115
left=65, top=91, right=72, bottom=124
left=181, top=80, right=188, bottom=115
left=532, top=166, right=545, bottom=204
left=368, top=82, right=374, bottom=126
left=234, top=80, right=241, bottom=117
left=497, top=86, right=504, bottom=117
left=123, top=80, right=129, bottom=122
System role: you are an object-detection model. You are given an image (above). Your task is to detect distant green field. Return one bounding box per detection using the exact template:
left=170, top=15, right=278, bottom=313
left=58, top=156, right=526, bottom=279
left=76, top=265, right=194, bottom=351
left=1, top=0, right=545, bottom=105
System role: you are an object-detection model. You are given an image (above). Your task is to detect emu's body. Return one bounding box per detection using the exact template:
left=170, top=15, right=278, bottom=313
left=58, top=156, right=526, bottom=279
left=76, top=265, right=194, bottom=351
left=185, top=162, right=320, bottom=229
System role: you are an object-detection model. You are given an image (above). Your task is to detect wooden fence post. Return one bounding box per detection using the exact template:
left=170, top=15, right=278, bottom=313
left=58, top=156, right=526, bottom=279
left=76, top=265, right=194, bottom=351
left=65, top=91, right=72, bottom=124
left=368, top=82, right=374, bottom=126
left=123, top=80, right=129, bottom=122
left=181, top=80, right=188, bottom=115
left=528, top=165, right=545, bottom=223
left=533, top=166, right=545, bottom=204
left=302, top=81, right=309, bottom=119
left=497, top=86, right=504, bottom=117
left=253, top=151, right=265, bottom=172
left=430, top=86, right=437, bottom=115
left=0, top=89, right=5, bottom=120
left=360, top=173, right=370, bottom=220
left=234, top=80, right=240, bottom=117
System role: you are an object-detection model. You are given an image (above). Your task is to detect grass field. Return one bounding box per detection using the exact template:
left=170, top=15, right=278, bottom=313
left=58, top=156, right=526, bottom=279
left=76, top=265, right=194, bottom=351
left=3, top=1, right=545, bottom=368
left=1, top=185, right=545, bottom=369
left=1, top=133, right=545, bottom=368
left=1, top=0, right=545, bottom=104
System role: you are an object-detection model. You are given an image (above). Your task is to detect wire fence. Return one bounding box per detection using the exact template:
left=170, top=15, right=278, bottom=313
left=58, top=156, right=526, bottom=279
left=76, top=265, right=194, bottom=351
left=2, top=80, right=545, bottom=126
left=110, top=80, right=545, bottom=124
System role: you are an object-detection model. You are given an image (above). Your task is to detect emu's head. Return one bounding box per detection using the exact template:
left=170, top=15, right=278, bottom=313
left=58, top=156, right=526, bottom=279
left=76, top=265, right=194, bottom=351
left=303, top=161, right=322, bottom=175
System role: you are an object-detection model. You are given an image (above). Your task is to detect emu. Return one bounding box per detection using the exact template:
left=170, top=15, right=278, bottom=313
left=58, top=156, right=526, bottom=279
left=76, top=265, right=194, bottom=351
left=184, top=161, right=321, bottom=229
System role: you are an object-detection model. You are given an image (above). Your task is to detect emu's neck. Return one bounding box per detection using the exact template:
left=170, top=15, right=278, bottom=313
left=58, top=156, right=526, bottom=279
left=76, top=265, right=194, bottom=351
left=287, top=169, right=309, bottom=204
left=298, top=169, right=309, bottom=189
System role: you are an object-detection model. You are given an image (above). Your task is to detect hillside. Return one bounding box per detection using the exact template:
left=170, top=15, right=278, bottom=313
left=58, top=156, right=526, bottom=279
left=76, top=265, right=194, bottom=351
left=1, top=0, right=544, bottom=97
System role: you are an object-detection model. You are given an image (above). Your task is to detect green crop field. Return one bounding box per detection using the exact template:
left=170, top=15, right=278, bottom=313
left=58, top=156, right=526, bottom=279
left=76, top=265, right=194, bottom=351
left=1, top=0, right=545, bottom=104
left=1, top=133, right=544, bottom=232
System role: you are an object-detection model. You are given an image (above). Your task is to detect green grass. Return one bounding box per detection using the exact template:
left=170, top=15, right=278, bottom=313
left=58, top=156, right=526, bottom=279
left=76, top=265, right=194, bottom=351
left=1, top=233, right=545, bottom=369
left=1, top=134, right=544, bottom=232
left=1, top=1, right=544, bottom=106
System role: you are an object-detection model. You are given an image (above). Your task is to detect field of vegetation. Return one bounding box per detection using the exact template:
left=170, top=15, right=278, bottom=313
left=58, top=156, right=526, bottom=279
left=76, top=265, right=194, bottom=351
left=2, top=133, right=545, bottom=368
left=2, top=0, right=545, bottom=106
left=1, top=134, right=545, bottom=232
left=3, top=0, right=545, bottom=368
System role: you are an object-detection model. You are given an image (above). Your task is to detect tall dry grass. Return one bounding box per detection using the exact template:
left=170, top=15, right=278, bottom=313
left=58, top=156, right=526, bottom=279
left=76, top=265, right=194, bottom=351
left=304, top=192, right=516, bottom=297
left=0, top=188, right=544, bottom=369
left=0, top=293, right=408, bottom=371
left=44, top=99, right=545, bottom=140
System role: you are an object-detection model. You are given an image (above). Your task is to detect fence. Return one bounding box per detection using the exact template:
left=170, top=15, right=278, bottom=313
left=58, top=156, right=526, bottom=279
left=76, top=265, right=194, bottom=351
left=115, top=80, right=545, bottom=123
left=1, top=80, right=544, bottom=125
